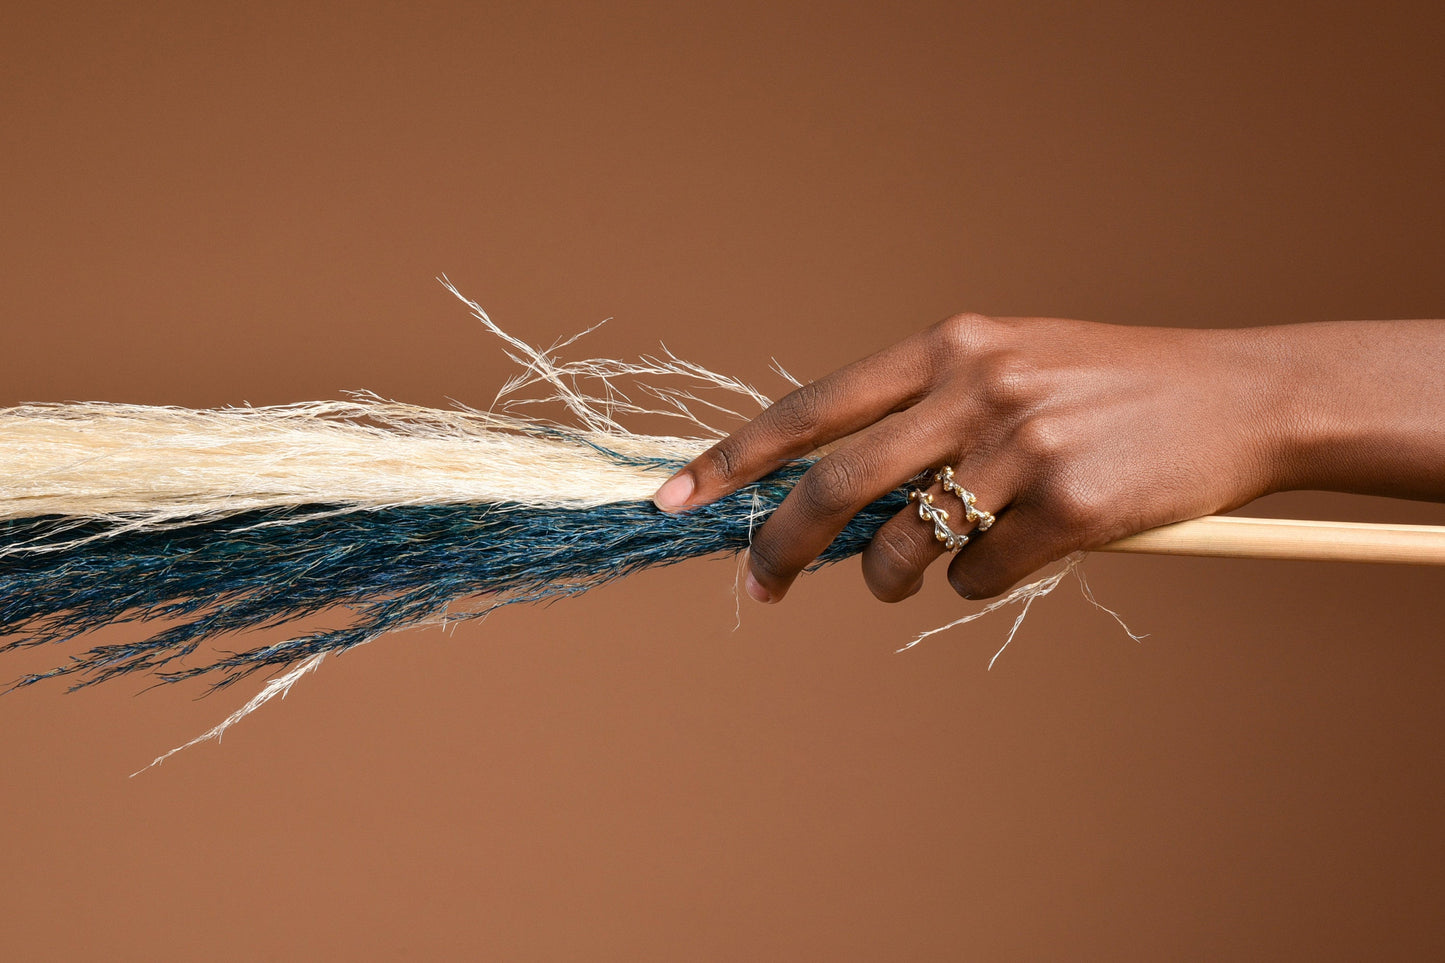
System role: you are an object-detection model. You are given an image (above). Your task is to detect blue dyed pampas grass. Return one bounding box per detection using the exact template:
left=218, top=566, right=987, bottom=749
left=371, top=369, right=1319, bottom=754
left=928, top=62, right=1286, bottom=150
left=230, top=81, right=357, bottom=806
left=0, top=464, right=905, bottom=692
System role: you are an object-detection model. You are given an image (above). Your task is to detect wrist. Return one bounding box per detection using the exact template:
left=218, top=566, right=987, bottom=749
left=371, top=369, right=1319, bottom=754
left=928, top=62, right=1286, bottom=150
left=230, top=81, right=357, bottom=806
left=1239, top=319, right=1443, bottom=500
left=1234, top=323, right=1327, bottom=494
left=1184, top=324, right=1312, bottom=498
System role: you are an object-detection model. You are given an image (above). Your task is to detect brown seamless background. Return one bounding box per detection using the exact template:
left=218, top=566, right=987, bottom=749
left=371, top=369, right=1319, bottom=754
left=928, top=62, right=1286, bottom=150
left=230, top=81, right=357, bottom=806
left=2, top=1, right=1443, bottom=959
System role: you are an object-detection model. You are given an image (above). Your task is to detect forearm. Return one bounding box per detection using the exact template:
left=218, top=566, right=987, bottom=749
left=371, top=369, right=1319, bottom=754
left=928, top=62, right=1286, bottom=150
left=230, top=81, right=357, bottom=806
left=1252, top=319, right=1445, bottom=501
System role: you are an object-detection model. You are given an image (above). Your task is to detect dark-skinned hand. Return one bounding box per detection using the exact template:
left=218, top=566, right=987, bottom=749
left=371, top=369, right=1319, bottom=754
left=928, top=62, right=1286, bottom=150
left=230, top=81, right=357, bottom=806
left=652, top=314, right=1445, bottom=603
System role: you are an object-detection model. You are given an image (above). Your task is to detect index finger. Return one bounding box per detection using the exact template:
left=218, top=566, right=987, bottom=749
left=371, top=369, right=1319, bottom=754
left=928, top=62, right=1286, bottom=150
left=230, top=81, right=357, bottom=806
left=652, top=336, right=932, bottom=512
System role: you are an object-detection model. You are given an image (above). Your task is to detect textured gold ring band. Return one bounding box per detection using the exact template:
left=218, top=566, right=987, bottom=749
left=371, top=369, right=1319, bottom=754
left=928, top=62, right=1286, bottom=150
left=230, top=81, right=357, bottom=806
left=935, top=465, right=995, bottom=532
left=905, top=465, right=995, bottom=553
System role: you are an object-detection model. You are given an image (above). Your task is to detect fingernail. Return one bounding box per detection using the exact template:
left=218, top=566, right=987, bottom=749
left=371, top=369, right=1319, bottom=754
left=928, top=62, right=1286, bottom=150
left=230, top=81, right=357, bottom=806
left=653, top=472, right=694, bottom=513
left=744, top=571, right=774, bottom=604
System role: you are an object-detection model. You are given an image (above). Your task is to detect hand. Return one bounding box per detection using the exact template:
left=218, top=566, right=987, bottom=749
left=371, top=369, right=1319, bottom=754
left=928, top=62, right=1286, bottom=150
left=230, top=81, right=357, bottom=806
left=652, top=313, right=1294, bottom=602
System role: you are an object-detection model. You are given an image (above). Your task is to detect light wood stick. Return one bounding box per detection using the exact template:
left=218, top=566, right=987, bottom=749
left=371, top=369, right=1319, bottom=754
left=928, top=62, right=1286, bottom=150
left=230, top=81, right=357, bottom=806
left=1099, top=515, right=1445, bottom=565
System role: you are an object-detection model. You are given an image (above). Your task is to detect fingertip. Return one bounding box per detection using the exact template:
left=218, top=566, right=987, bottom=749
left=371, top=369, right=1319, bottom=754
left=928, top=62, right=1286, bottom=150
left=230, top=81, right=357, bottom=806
left=946, top=564, right=987, bottom=600
left=653, top=471, right=695, bottom=513
left=872, top=579, right=924, bottom=604
left=744, top=570, right=776, bottom=604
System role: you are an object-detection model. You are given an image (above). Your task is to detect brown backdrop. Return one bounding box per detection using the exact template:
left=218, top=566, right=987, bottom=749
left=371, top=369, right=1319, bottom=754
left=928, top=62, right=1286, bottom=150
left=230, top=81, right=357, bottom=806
left=2, top=1, right=1443, bottom=959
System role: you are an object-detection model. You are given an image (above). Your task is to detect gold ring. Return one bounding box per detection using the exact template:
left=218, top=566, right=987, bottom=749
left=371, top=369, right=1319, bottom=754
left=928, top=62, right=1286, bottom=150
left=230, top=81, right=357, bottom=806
left=934, top=465, right=995, bottom=531
left=904, top=465, right=995, bottom=552
left=907, top=489, right=969, bottom=552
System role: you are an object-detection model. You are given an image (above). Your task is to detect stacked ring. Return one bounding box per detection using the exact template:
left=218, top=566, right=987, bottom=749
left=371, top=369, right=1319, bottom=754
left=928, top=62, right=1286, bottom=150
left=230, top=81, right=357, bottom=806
left=905, top=466, right=995, bottom=552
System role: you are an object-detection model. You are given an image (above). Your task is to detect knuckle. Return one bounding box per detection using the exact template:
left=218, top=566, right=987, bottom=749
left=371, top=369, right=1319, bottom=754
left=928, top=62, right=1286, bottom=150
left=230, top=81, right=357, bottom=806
left=1012, top=415, right=1071, bottom=464
left=946, top=566, right=982, bottom=599
left=794, top=450, right=867, bottom=520
left=746, top=536, right=790, bottom=585
left=978, top=351, right=1045, bottom=412
left=865, top=526, right=926, bottom=602
left=1041, top=473, right=1108, bottom=533
left=705, top=438, right=744, bottom=483
left=930, top=312, right=1008, bottom=369
left=942, top=552, right=1011, bottom=595
left=773, top=383, right=827, bottom=440
left=932, top=312, right=995, bottom=355
left=947, top=563, right=1011, bottom=601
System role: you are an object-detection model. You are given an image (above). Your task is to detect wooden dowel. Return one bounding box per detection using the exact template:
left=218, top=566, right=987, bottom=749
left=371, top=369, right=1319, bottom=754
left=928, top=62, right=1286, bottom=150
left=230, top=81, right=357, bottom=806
left=1099, top=515, right=1445, bottom=565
